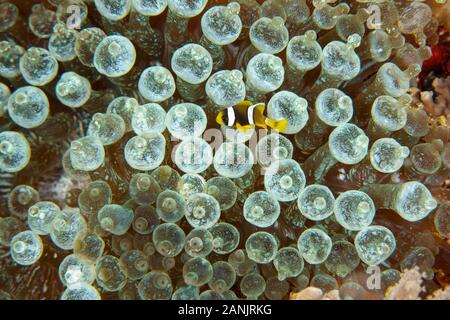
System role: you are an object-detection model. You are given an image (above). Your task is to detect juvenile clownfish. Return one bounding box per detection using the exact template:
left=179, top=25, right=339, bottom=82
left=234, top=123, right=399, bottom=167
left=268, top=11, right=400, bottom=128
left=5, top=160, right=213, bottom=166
left=215, top=100, right=288, bottom=133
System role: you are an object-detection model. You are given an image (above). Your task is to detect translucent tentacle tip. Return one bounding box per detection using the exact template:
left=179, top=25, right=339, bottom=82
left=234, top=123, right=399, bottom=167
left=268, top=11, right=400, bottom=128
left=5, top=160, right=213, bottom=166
left=108, top=42, right=122, bottom=57
left=396, top=146, right=410, bottom=159
left=419, top=46, right=432, bottom=60
left=70, top=140, right=83, bottom=154
left=231, top=70, right=243, bottom=80
left=154, top=70, right=168, bottom=83
left=56, top=82, right=73, bottom=97
left=0, top=140, right=13, bottom=155
left=398, top=94, right=412, bottom=107
left=345, top=34, right=362, bottom=50
left=357, top=201, right=371, bottom=214
left=279, top=175, right=293, bottom=189
left=226, top=2, right=240, bottom=15
left=313, top=197, right=327, bottom=210
left=425, top=198, right=438, bottom=211
left=14, top=92, right=29, bottom=105
left=354, top=134, right=369, bottom=150
left=403, top=63, right=421, bottom=79
left=304, top=30, right=317, bottom=42
left=390, top=33, right=405, bottom=49
left=396, top=182, right=438, bottom=221
left=268, top=56, right=283, bottom=70
left=338, top=96, right=352, bottom=109
left=272, top=16, right=285, bottom=28
left=335, top=3, right=351, bottom=15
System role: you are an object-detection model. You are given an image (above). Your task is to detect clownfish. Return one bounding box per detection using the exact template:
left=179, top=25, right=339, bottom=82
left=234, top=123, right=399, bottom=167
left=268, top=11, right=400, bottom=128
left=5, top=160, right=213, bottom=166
left=215, top=100, right=288, bottom=133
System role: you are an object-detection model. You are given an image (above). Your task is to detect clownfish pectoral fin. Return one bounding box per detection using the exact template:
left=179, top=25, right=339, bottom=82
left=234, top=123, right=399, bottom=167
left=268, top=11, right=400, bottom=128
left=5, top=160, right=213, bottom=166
left=253, top=104, right=267, bottom=129
left=216, top=111, right=225, bottom=126
left=236, top=123, right=253, bottom=133
left=265, top=118, right=288, bottom=133
left=241, top=124, right=254, bottom=132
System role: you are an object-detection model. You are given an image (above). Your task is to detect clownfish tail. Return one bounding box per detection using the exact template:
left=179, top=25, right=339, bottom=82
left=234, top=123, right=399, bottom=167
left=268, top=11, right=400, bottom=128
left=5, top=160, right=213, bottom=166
left=265, top=118, right=288, bottom=133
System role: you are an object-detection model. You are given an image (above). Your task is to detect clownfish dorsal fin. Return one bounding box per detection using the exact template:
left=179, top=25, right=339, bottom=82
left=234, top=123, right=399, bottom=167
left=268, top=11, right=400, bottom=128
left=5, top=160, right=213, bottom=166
left=235, top=100, right=253, bottom=112
left=236, top=123, right=253, bottom=133
left=265, top=118, right=288, bottom=133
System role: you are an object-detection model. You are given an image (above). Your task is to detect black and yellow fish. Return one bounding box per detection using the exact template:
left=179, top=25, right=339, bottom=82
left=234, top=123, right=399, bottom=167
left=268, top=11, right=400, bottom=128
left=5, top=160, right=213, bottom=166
left=215, top=100, right=288, bottom=133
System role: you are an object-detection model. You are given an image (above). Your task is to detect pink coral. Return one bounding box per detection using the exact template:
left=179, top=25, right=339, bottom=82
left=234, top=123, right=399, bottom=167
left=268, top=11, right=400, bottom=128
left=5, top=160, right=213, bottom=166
left=411, top=76, right=450, bottom=123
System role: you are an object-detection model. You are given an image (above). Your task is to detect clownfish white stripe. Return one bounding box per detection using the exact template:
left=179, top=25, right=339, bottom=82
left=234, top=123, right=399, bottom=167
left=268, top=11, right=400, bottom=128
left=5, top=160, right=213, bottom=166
left=247, top=104, right=256, bottom=125
left=226, top=107, right=235, bottom=127
left=247, top=103, right=263, bottom=125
